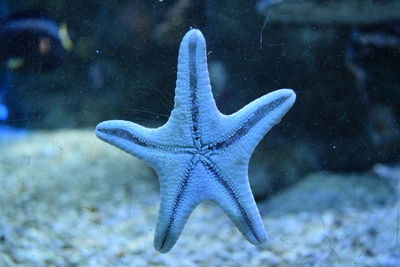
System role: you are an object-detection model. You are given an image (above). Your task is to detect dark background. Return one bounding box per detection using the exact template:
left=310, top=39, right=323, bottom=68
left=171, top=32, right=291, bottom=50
left=3, top=0, right=400, bottom=188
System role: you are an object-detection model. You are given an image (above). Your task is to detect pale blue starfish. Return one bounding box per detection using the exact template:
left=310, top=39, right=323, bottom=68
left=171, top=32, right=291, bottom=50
left=96, top=29, right=296, bottom=253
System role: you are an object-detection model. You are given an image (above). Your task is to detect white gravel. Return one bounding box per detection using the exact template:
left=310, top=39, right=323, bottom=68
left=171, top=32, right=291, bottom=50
left=0, top=130, right=399, bottom=266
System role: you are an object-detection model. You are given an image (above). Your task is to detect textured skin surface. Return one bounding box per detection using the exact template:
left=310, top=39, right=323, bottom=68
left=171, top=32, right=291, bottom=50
left=96, top=29, right=296, bottom=253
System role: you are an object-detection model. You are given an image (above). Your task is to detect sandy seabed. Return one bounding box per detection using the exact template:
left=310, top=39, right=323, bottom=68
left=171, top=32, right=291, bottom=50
left=0, top=130, right=399, bottom=266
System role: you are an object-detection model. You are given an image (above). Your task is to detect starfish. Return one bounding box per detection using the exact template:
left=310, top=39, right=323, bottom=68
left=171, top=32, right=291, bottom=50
left=96, top=29, right=296, bottom=253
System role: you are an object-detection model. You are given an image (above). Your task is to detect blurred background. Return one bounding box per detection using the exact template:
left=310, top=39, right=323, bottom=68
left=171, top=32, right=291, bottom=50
left=2, top=0, right=399, bottom=195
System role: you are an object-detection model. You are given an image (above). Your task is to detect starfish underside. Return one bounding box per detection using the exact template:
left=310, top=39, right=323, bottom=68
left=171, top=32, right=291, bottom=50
left=96, top=29, right=296, bottom=253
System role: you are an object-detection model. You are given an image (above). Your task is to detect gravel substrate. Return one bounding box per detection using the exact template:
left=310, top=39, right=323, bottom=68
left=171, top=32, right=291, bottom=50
left=0, top=130, right=399, bottom=266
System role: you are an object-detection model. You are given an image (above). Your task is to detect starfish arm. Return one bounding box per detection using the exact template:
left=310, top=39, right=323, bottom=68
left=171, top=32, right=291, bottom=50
left=201, top=158, right=267, bottom=245
left=95, top=120, right=194, bottom=168
left=165, top=29, right=221, bottom=148
left=208, top=89, right=296, bottom=157
left=154, top=156, right=206, bottom=253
